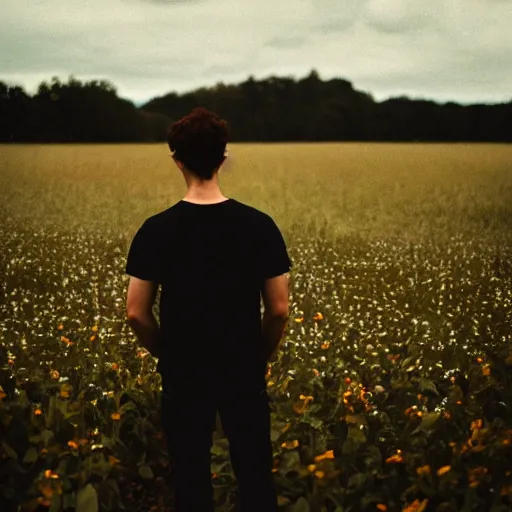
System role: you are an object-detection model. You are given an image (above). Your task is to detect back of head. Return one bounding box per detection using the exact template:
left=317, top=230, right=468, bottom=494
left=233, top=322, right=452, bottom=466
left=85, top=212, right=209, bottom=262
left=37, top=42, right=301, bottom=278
left=167, top=107, right=229, bottom=180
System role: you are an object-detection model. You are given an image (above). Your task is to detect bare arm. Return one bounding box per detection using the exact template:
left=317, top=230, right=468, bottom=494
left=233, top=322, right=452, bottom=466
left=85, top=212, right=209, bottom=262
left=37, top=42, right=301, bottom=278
left=126, top=276, right=162, bottom=358
left=261, top=272, right=290, bottom=362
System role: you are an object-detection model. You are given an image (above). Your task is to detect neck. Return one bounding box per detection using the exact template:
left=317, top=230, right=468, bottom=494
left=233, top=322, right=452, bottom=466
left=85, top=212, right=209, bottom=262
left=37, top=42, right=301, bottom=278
left=183, top=173, right=228, bottom=203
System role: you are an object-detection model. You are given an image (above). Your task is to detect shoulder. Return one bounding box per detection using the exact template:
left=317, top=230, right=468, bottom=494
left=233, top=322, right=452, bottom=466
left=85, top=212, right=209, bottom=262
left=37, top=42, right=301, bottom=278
left=229, top=199, right=275, bottom=226
left=140, top=202, right=183, bottom=230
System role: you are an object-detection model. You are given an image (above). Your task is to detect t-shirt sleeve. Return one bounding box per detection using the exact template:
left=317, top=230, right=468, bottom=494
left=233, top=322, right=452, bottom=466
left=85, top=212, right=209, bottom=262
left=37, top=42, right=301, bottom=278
left=260, top=216, right=293, bottom=279
left=125, top=219, right=160, bottom=282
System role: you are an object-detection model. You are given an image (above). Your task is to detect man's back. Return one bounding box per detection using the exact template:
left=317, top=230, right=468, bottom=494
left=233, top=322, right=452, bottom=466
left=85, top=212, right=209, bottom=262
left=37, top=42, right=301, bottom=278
left=125, top=197, right=292, bottom=391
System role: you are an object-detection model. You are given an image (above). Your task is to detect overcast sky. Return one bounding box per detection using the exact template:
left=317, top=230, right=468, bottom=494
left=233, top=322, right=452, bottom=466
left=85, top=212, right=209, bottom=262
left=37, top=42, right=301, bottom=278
left=1, top=0, right=511, bottom=105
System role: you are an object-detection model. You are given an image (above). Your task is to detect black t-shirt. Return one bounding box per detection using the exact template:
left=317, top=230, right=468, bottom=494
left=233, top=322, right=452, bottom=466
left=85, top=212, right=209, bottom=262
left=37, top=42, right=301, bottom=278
left=125, top=198, right=292, bottom=393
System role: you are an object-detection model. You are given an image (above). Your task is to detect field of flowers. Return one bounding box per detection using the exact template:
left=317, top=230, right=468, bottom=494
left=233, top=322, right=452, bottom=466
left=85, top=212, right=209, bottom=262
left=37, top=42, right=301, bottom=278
left=1, top=143, right=512, bottom=512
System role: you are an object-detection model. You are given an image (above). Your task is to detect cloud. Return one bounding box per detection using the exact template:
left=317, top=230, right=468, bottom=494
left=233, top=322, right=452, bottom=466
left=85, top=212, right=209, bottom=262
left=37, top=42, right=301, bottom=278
left=132, top=0, right=206, bottom=4
left=1, top=0, right=511, bottom=104
left=363, top=0, right=435, bottom=34
left=265, top=36, right=308, bottom=49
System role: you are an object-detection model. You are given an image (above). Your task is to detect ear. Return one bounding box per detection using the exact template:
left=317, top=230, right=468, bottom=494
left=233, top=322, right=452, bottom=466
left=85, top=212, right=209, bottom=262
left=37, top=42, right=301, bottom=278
left=217, top=155, right=227, bottom=169
left=172, top=156, right=186, bottom=172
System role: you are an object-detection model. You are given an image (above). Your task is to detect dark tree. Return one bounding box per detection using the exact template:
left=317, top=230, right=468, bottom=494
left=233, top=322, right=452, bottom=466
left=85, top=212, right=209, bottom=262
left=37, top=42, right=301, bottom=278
left=1, top=71, right=511, bottom=143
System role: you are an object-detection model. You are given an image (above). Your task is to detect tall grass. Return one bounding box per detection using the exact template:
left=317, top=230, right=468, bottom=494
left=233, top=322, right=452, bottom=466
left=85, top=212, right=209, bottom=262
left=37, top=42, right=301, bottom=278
left=1, top=143, right=511, bottom=243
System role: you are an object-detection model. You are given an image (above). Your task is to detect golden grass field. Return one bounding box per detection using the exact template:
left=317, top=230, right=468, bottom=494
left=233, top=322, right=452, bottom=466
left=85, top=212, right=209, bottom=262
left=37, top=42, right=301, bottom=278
left=1, top=143, right=512, bottom=511
left=2, top=143, right=512, bottom=243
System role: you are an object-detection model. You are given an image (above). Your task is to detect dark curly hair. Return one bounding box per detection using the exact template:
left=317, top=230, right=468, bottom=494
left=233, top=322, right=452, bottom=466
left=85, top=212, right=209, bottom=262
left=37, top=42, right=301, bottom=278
left=167, top=107, right=229, bottom=180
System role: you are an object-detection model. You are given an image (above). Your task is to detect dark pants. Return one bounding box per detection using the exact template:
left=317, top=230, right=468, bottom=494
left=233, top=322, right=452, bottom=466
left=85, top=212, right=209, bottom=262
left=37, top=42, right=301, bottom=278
left=160, top=382, right=278, bottom=512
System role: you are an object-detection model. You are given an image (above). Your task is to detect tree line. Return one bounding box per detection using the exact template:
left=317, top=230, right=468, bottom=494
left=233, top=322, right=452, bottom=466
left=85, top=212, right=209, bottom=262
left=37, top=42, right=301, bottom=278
left=1, top=71, right=511, bottom=143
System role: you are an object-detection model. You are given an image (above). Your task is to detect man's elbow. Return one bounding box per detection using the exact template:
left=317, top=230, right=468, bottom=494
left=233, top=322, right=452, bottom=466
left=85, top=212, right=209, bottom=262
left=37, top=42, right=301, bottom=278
left=126, top=310, right=148, bottom=325
left=263, top=307, right=289, bottom=321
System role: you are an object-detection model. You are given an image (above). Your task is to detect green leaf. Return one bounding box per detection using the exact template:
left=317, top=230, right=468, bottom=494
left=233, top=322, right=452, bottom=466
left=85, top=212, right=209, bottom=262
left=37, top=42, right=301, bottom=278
left=345, top=414, right=368, bottom=427
left=62, top=492, right=75, bottom=510
left=76, top=483, right=98, bottom=512
left=270, top=427, right=282, bottom=442
left=49, top=493, right=62, bottom=512
left=419, top=379, right=439, bottom=396
left=100, top=434, right=116, bottom=451
left=41, top=429, right=54, bottom=446
left=2, top=441, right=18, bottom=459
left=342, top=438, right=357, bottom=455
left=421, top=412, right=440, bottom=430
left=211, top=442, right=228, bottom=457
left=364, top=445, right=382, bottom=469
left=119, top=402, right=138, bottom=414
left=211, top=460, right=231, bottom=476
left=22, top=447, right=38, bottom=464
left=56, top=458, right=68, bottom=475
left=279, top=451, right=301, bottom=475
left=138, top=465, right=154, bottom=480
left=342, top=425, right=366, bottom=455
left=347, top=472, right=368, bottom=493
left=301, top=414, right=323, bottom=430
left=286, top=497, right=310, bottom=512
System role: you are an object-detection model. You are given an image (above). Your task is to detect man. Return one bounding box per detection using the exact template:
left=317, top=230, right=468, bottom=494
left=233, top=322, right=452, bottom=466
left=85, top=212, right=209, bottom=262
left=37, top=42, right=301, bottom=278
left=125, top=107, right=292, bottom=511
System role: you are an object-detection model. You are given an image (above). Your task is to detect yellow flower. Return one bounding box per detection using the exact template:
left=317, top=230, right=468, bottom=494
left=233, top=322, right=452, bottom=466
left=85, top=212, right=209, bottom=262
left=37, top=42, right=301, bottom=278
left=313, top=312, right=324, bottom=321
left=67, top=440, right=79, bottom=450
left=281, top=440, right=299, bottom=450
left=437, top=465, right=451, bottom=476
left=468, top=466, right=487, bottom=483
left=294, top=395, right=314, bottom=414
left=111, top=412, right=121, bottom=421
left=471, top=419, right=483, bottom=430
left=386, top=450, right=403, bottom=464
left=60, top=336, right=74, bottom=346
left=314, top=470, right=325, bottom=479
left=57, top=324, right=64, bottom=330
left=314, top=450, right=335, bottom=463
left=34, top=408, right=43, bottom=416
left=482, top=365, right=491, bottom=376
left=307, top=464, right=316, bottom=472
left=416, top=465, right=431, bottom=477
left=294, top=317, right=304, bottom=323
left=402, top=499, right=428, bottom=512
left=89, top=335, right=97, bottom=342
left=91, top=325, right=99, bottom=332
left=321, top=341, right=331, bottom=349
